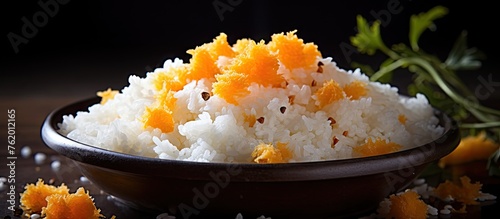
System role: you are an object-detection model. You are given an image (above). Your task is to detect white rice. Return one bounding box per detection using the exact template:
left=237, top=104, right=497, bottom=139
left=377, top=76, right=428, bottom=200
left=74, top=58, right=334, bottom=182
left=58, top=34, right=444, bottom=163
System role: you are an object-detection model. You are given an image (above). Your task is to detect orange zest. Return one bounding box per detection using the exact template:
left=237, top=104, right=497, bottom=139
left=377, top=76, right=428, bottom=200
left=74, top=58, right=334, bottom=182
left=96, top=88, right=119, bottom=104
left=252, top=142, right=292, bottom=163
left=314, top=80, right=344, bottom=108
left=386, top=190, right=428, bottom=219
left=343, top=80, right=367, bottom=100
left=20, top=179, right=70, bottom=213
left=153, top=66, right=189, bottom=91
left=142, top=87, right=177, bottom=133
left=206, top=32, right=236, bottom=59
left=226, top=40, right=283, bottom=87
left=433, top=175, right=482, bottom=205
left=244, top=113, right=257, bottom=127
left=42, top=187, right=102, bottom=219
left=398, top=114, right=407, bottom=125
left=143, top=107, right=175, bottom=133
left=354, top=138, right=402, bottom=157
left=233, top=38, right=254, bottom=54
left=20, top=179, right=102, bottom=219
left=439, top=131, right=500, bottom=167
left=268, top=30, right=321, bottom=70
left=212, top=71, right=250, bottom=105
left=186, top=47, right=221, bottom=81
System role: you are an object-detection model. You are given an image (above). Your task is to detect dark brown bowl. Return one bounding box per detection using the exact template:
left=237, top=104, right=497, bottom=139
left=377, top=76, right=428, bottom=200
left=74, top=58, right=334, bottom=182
left=41, top=97, right=460, bottom=219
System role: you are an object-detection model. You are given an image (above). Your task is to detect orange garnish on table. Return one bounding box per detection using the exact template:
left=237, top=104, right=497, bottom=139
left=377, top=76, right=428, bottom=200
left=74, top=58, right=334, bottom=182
left=20, top=179, right=103, bottom=219
left=20, top=179, right=70, bottom=213
left=42, top=187, right=103, bottom=219
left=433, top=175, right=482, bottom=205
left=439, top=131, right=500, bottom=167
left=385, top=190, right=428, bottom=219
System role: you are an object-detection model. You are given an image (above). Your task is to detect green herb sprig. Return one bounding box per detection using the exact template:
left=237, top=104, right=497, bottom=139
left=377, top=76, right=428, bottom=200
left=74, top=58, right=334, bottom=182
left=349, top=5, right=500, bottom=175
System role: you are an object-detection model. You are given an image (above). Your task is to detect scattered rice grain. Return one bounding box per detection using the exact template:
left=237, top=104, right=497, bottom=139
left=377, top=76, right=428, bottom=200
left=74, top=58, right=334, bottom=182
left=50, top=161, right=61, bottom=171
left=21, top=146, right=32, bottom=158
left=440, top=209, right=451, bottom=215
left=80, top=176, right=89, bottom=183
left=34, top=153, right=46, bottom=165
left=413, top=178, right=426, bottom=186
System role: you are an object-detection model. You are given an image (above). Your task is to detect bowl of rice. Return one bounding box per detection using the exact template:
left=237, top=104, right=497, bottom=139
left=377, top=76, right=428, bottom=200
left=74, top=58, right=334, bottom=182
left=41, top=30, right=460, bottom=218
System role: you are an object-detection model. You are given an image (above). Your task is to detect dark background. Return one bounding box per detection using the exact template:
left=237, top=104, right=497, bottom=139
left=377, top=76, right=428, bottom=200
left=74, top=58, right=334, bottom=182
left=1, top=0, right=498, bottom=99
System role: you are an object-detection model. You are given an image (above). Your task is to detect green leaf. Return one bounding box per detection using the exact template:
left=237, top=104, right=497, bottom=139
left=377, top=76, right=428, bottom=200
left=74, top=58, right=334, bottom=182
left=377, top=59, right=395, bottom=83
left=350, top=15, right=385, bottom=55
left=409, top=6, right=449, bottom=51
left=445, top=31, right=486, bottom=70
left=408, top=83, right=419, bottom=97
left=409, top=77, right=457, bottom=112
left=350, top=6, right=500, bottom=175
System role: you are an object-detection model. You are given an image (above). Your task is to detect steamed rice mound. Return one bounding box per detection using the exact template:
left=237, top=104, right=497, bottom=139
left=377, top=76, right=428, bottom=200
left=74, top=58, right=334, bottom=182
left=58, top=30, right=444, bottom=163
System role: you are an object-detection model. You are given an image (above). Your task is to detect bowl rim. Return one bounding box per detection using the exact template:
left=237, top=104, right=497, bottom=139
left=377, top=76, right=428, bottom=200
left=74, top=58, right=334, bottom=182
left=41, top=97, right=460, bottom=182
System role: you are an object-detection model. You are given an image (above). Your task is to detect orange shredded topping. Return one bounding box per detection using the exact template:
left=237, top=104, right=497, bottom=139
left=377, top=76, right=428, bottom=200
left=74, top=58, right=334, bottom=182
left=252, top=142, right=292, bottom=163
left=212, top=71, right=250, bottom=105
left=439, top=131, right=500, bottom=167
left=354, top=138, right=402, bottom=157
left=386, top=190, right=428, bottom=219
left=184, top=33, right=235, bottom=82
left=153, top=66, right=189, bottom=91
left=20, top=179, right=70, bottom=213
left=142, top=87, right=177, bottom=133
left=186, top=47, right=220, bottom=81
left=42, top=187, right=102, bottom=219
left=343, top=80, right=367, bottom=100
left=433, top=175, right=482, bottom=205
left=244, top=113, right=257, bottom=127
left=314, top=80, right=344, bottom=108
left=268, top=30, right=321, bottom=70
left=398, top=114, right=407, bottom=125
left=96, top=88, right=119, bottom=104
left=143, top=107, right=175, bottom=133
left=206, top=32, right=236, bottom=59
left=156, top=89, right=177, bottom=110
left=233, top=38, right=254, bottom=54
left=227, top=40, right=283, bottom=87
left=276, top=142, right=293, bottom=161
